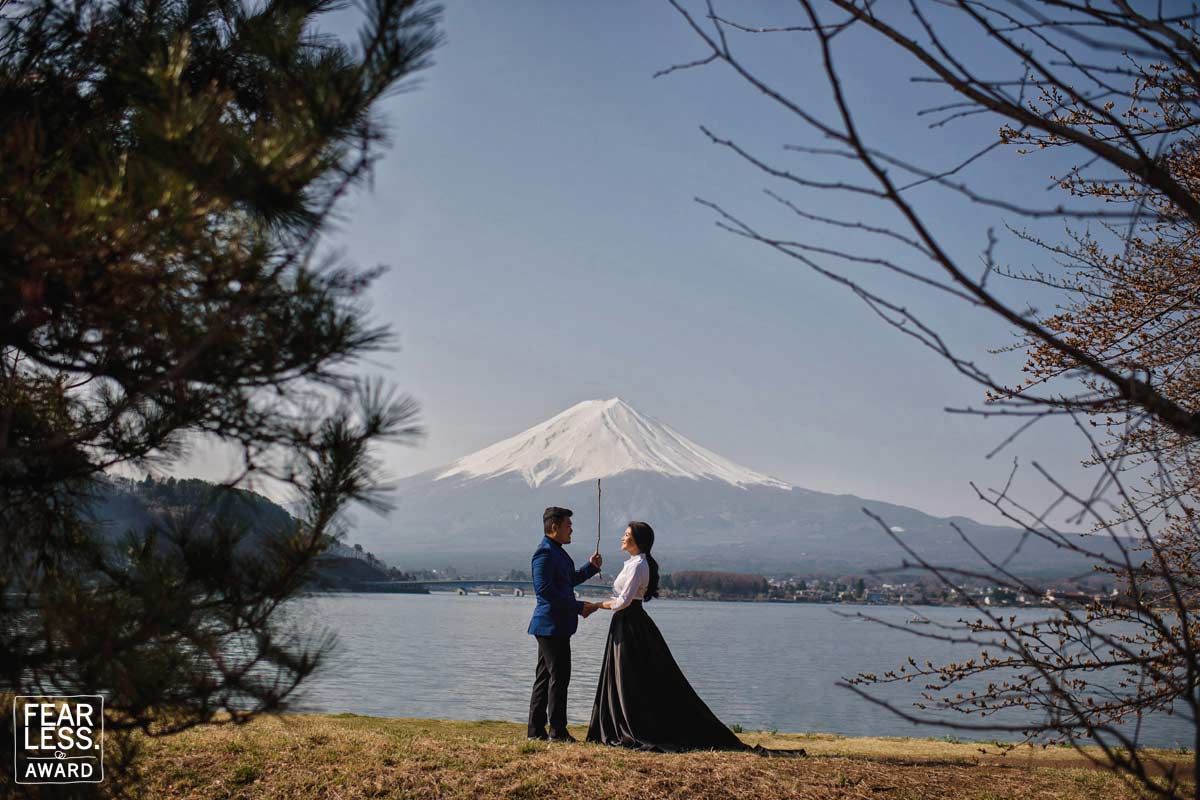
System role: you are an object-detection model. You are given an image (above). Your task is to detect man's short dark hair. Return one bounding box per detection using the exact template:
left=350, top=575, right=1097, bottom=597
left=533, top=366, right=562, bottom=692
left=543, top=506, right=573, bottom=536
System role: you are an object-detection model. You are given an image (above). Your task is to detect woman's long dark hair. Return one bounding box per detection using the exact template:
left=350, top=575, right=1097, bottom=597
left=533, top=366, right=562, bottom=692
left=628, top=521, right=659, bottom=602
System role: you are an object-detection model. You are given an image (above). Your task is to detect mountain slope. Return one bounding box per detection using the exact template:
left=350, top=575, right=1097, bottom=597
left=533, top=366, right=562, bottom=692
left=437, top=398, right=789, bottom=489
left=360, top=400, right=1126, bottom=577
left=89, top=476, right=396, bottom=589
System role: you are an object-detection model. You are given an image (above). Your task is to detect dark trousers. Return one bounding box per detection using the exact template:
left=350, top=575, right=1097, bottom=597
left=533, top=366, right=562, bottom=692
left=528, top=634, right=571, bottom=737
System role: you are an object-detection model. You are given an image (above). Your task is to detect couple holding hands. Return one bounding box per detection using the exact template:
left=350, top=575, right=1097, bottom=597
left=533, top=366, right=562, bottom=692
left=526, top=506, right=750, bottom=753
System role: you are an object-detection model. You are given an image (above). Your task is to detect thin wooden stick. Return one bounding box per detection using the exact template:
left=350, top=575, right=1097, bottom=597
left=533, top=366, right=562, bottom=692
left=595, top=478, right=601, bottom=556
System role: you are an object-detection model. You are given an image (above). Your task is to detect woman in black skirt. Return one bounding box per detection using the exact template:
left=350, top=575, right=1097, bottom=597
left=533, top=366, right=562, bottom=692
left=582, top=521, right=750, bottom=753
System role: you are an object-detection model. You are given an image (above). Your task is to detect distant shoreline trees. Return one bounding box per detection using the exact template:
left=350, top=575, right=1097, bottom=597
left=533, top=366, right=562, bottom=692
left=661, top=570, right=769, bottom=599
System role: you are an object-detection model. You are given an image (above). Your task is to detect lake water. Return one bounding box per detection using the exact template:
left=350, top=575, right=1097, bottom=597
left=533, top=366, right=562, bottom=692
left=281, top=592, right=1194, bottom=749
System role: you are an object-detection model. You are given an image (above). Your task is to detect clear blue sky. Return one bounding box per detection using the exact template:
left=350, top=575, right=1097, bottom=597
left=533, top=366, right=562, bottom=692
left=189, top=2, right=1109, bottom=525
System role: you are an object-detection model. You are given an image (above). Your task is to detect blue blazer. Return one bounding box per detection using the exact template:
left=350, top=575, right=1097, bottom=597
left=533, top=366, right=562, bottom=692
left=527, top=536, right=599, bottom=637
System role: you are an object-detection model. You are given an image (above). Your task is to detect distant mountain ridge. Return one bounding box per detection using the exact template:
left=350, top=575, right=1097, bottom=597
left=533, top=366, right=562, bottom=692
left=91, top=476, right=294, bottom=546
left=357, top=399, right=1128, bottom=577
left=89, top=476, right=396, bottom=589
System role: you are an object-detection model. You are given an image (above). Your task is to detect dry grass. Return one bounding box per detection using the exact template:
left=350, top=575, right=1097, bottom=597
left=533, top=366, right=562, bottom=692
left=121, top=713, right=1192, bottom=799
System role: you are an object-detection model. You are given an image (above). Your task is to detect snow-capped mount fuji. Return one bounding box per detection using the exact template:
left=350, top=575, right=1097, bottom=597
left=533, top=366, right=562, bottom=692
left=359, top=399, right=1121, bottom=577
left=436, top=398, right=791, bottom=490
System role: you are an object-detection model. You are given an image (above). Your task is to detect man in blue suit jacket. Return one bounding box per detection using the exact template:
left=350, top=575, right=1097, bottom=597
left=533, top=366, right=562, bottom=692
left=527, top=506, right=602, bottom=741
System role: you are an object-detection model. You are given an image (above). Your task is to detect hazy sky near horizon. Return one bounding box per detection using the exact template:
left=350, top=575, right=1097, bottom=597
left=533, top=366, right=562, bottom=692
left=183, top=1, right=1122, bottom=526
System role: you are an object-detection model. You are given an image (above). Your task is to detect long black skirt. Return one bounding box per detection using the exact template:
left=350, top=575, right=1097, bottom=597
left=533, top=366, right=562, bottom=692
left=585, top=600, right=750, bottom=753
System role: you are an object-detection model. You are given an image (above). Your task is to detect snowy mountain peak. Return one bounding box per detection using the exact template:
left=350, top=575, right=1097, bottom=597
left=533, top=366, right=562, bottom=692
left=435, top=399, right=792, bottom=490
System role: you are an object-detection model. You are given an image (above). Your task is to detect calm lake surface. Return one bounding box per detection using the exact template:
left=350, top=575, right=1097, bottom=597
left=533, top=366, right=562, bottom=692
left=281, top=592, right=1193, bottom=749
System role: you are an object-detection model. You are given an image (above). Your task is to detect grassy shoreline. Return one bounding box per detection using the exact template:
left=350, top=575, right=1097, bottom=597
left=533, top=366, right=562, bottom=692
left=125, top=712, right=1192, bottom=799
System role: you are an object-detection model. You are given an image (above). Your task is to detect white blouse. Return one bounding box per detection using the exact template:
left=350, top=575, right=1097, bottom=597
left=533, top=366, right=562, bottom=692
left=608, top=554, right=650, bottom=612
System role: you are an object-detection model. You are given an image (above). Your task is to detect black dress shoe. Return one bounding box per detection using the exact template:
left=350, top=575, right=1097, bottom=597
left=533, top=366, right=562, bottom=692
left=548, top=732, right=577, bottom=743
left=527, top=731, right=549, bottom=741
